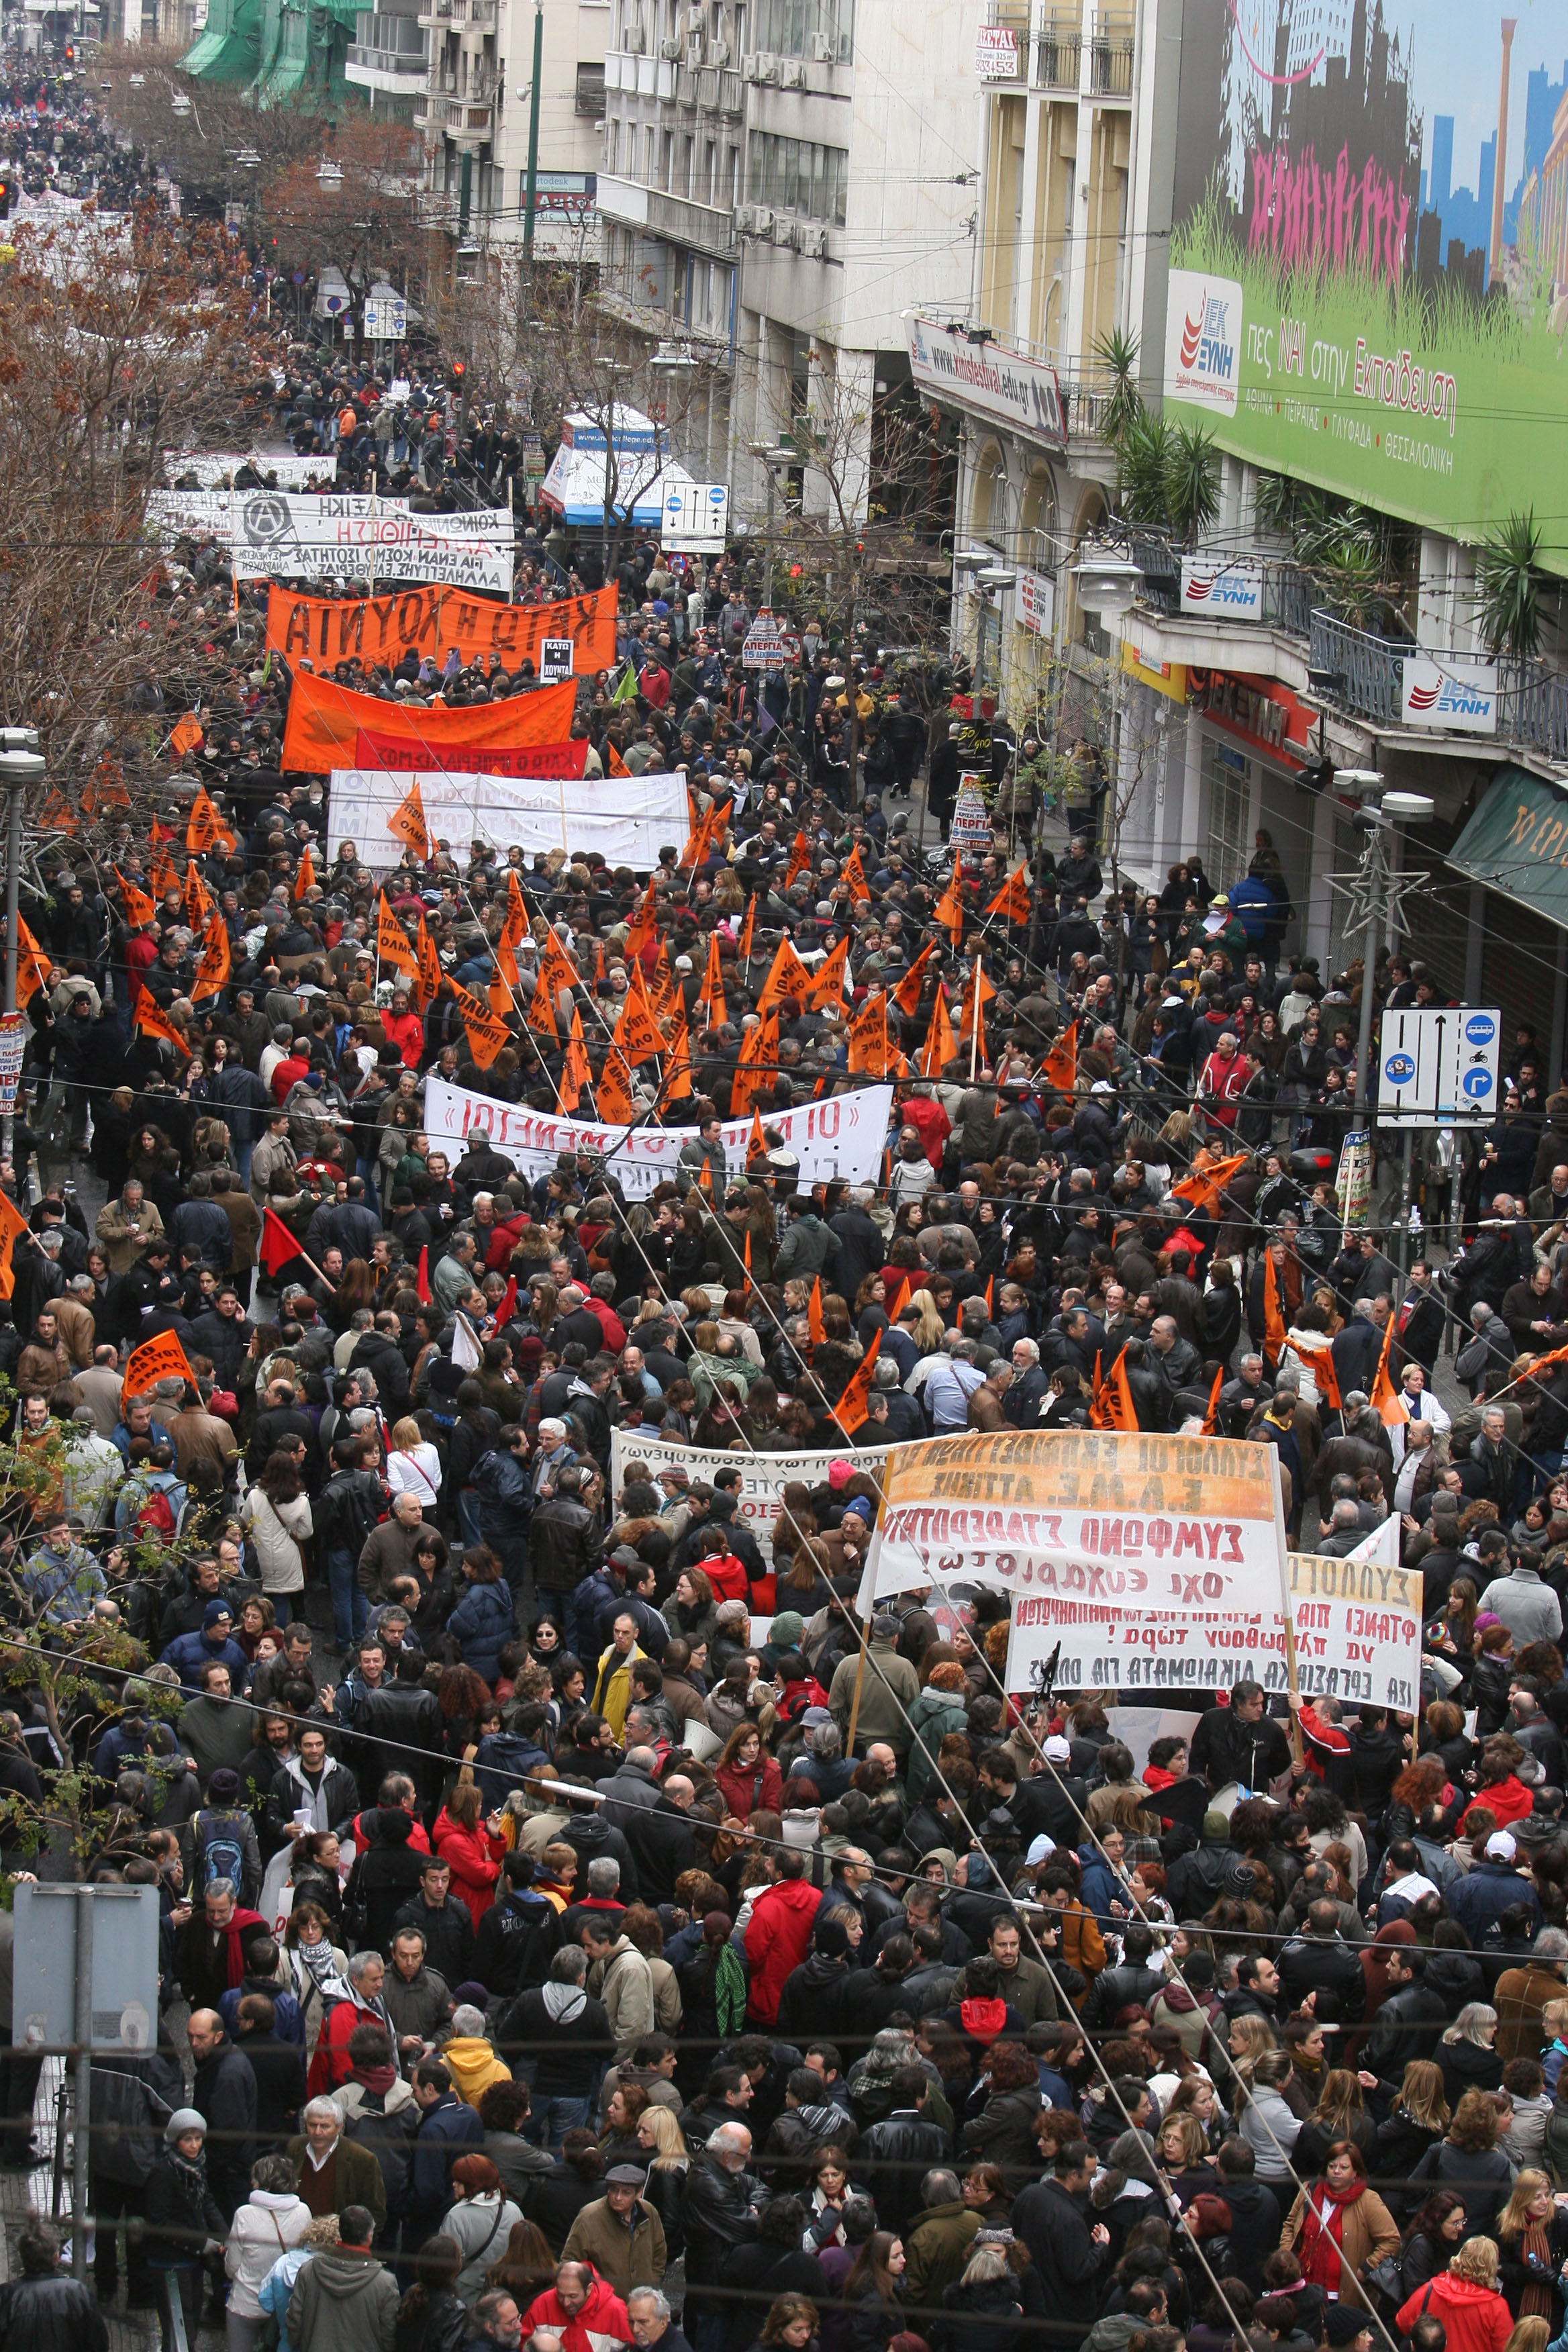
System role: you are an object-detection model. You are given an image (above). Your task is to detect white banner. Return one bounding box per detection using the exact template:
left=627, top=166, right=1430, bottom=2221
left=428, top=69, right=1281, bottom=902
left=611, top=1426, right=915, bottom=1561
left=1285, top=1551, right=1422, bottom=1712
left=908, top=315, right=1067, bottom=450
left=147, top=491, right=515, bottom=593
left=164, top=450, right=338, bottom=489
left=328, top=767, right=691, bottom=873
left=424, top=1074, right=896, bottom=1204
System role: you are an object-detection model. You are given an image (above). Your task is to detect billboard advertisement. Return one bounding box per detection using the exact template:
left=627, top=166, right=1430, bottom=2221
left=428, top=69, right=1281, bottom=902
left=1165, top=1, right=1568, bottom=574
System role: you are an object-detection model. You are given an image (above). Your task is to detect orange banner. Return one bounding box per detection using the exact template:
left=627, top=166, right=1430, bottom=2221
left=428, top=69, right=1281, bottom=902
left=124, top=1330, right=199, bottom=1399
left=266, top=582, right=618, bottom=673
left=281, top=669, right=577, bottom=775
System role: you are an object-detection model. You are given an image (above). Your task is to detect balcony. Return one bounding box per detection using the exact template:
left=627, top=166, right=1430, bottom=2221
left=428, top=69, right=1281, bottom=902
left=1304, top=609, right=1568, bottom=761
left=646, top=185, right=736, bottom=254
left=1034, top=11, right=1081, bottom=88
left=347, top=38, right=427, bottom=74
left=415, top=0, right=450, bottom=20
left=1089, top=9, right=1134, bottom=95
left=1136, top=554, right=1314, bottom=636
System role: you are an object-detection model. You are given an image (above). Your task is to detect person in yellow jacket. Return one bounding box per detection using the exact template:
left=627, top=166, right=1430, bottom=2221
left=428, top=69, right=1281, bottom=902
left=592, top=1614, right=645, bottom=1741
left=439, top=2002, right=511, bottom=2110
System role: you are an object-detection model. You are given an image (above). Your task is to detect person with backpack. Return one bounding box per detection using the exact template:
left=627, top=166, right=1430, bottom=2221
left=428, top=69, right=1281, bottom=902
left=187, top=1767, right=263, bottom=1908
left=329, top=2022, right=420, bottom=2255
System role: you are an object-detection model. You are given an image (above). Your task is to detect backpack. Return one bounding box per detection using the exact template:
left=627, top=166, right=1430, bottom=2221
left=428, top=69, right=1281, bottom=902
left=136, top=1485, right=177, bottom=1540
left=193, top=1810, right=247, bottom=1900
left=342, top=2089, right=419, bottom=2221
left=470, top=1733, right=550, bottom=1816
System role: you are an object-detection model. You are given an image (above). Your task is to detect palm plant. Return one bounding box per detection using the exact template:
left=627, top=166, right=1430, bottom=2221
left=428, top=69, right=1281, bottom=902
left=1164, top=420, right=1221, bottom=547
left=1092, top=324, right=1143, bottom=446
left=1117, top=409, right=1172, bottom=527
left=1475, top=509, right=1545, bottom=657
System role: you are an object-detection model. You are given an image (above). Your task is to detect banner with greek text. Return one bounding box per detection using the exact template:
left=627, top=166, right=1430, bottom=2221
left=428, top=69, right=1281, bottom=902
left=328, top=767, right=689, bottom=873
left=424, top=1074, right=895, bottom=1204
left=148, top=491, right=515, bottom=593
left=609, top=1426, right=915, bottom=1561
left=266, top=581, right=616, bottom=673
left=164, top=451, right=338, bottom=489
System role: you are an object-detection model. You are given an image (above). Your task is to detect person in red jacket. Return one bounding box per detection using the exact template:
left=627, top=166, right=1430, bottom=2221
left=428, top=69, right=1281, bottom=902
left=382, top=989, right=425, bottom=1070
left=305, top=1949, right=395, bottom=2096
left=742, top=1851, right=820, bottom=2025
left=521, top=2264, right=633, bottom=2352
left=1394, top=2233, right=1512, bottom=2352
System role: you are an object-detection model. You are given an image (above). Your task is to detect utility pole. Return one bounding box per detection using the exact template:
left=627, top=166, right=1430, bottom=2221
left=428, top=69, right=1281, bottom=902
left=0, top=730, right=45, bottom=1170
left=521, top=0, right=542, bottom=268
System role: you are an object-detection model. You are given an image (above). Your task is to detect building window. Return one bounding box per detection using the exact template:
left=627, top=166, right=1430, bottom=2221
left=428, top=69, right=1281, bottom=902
left=1205, top=742, right=1249, bottom=890
left=752, top=0, right=851, bottom=57
left=746, top=131, right=847, bottom=224
left=576, top=62, right=605, bottom=113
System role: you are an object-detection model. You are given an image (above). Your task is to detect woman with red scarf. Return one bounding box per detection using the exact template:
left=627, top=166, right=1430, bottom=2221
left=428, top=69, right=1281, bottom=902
left=1281, top=2142, right=1398, bottom=2311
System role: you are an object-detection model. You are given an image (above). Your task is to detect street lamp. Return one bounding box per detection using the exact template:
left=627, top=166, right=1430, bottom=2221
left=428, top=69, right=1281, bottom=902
left=748, top=439, right=795, bottom=607
left=1069, top=543, right=1144, bottom=880
left=0, top=730, right=45, bottom=1165
left=1333, top=770, right=1434, bottom=1117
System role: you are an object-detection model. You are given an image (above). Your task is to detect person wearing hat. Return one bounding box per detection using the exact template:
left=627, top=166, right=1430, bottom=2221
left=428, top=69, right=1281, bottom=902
left=1448, top=1828, right=1545, bottom=1944
left=160, top=1600, right=252, bottom=1694
left=560, top=2162, right=668, bottom=2293
left=145, top=2109, right=228, bottom=2352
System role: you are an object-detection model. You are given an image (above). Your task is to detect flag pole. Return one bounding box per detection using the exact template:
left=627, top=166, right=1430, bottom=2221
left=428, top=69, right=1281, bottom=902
left=1271, top=1447, right=1306, bottom=1767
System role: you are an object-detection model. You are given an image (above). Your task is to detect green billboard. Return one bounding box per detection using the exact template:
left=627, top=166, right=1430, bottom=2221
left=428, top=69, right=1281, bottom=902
left=1164, top=0, right=1568, bottom=577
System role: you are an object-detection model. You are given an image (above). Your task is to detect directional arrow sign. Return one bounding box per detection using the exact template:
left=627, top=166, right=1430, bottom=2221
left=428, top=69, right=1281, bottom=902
left=1377, top=1003, right=1500, bottom=1128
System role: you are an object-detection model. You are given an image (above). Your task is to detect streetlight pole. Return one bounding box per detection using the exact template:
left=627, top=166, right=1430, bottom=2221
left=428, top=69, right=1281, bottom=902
left=0, top=730, right=46, bottom=1172
left=521, top=0, right=543, bottom=266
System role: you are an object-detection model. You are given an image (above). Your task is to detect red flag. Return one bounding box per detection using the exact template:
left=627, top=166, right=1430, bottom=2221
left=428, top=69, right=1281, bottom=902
left=259, top=1206, right=306, bottom=1279
left=495, top=1275, right=518, bottom=1328
left=416, top=1246, right=431, bottom=1304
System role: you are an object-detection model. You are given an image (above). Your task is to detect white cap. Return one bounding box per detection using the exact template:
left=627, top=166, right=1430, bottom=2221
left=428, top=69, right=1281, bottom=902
left=1025, top=1834, right=1057, bottom=1866
left=1486, top=1831, right=1518, bottom=1860
left=1044, top=1734, right=1072, bottom=1763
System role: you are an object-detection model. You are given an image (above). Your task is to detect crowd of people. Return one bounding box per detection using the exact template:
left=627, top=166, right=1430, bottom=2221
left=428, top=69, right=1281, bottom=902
left=15, top=66, right=1568, bottom=2352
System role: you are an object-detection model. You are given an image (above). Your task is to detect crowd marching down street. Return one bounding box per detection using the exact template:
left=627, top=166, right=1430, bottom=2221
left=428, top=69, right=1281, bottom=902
left=15, top=60, right=1568, bottom=2352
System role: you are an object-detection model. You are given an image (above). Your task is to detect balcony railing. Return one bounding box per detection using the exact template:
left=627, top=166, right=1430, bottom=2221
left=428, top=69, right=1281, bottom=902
left=1034, top=9, right=1080, bottom=87
left=1306, top=607, right=1568, bottom=763
left=1089, top=10, right=1134, bottom=93
left=1136, top=555, right=1314, bottom=634
left=348, top=40, right=426, bottom=70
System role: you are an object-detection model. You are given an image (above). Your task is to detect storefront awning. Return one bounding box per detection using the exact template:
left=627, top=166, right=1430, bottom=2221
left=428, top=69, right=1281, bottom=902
left=1447, top=765, right=1568, bottom=928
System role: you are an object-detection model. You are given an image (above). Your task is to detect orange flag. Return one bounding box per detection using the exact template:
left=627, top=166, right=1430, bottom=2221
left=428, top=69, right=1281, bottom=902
left=746, top=1110, right=768, bottom=1170
left=606, top=740, right=630, bottom=777
left=840, top=843, right=871, bottom=904
left=136, top=998, right=191, bottom=1059
left=1370, top=1311, right=1409, bottom=1428
left=736, top=895, right=756, bottom=963
left=808, top=1277, right=827, bottom=1351
left=124, top=1329, right=199, bottom=1398
left=808, top=936, right=850, bottom=1011
left=694, top=932, right=726, bottom=1030
left=934, top=848, right=965, bottom=944
left=190, top=914, right=231, bottom=1003
left=538, top=927, right=580, bottom=1018
left=530, top=967, right=560, bottom=1042
left=113, top=867, right=156, bottom=926
left=732, top=1010, right=780, bottom=1120
left=1171, top=1150, right=1251, bottom=1212
left=596, top=1048, right=634, bottom=1124
left=1089, top=1351, right=1139, bottom=1432
left=560, top=1008, right=591, bottom=1112
left=894, top=942, right=935, bottom=1018
left=185, top=861, right=213, bottom=931
left=0, top=1189, right=30, bottom=1300
left=1202, top=1364, right=1224, bottom=1436
left=387, top=777, right=432, bottom=862
left=663, top=1008, right=693, bottom=1104
left=920, top=989, right=957, bottom=1079
left=985, top=861, right=1032, bottom=924
left=13, top=917, right=50, bottom=1007
left=755, top=936, right=814, bottom=1017
left=883, top=1269, right=912, bottom=1324
left=614, top=981, right=665, bottom=1069
left=185, top=785, right=235, bottom=854
left=1263, top=1246, right=1287, bottom=1367
left=170, top=714, right=203, bottom=758
left=149, top=844, right=180, bottom=901
left=679, top=803, right=716, bottom=874
left=742, top=1230, right=753, bottom=1291
left=831, top=1327, right=883, bottom=1439
left=1040, top=1020, right=1077, bottom=1095
left=847, top=991, right=891, bottom=1078
left=376, top=893, right=420, bottom=981
left=415, top=914, right=442, bottom=1015
left=452, top=982, right=512, bottom=1070
left=785, top=829, right=812, bottom=885
left=1289, top=1332, right=1342, bottom=1412
left=293, top=842, right=317, bottom=903
left=489, top=929, right=520, bottom=1022
left=624, top=878, right=659, bottom=961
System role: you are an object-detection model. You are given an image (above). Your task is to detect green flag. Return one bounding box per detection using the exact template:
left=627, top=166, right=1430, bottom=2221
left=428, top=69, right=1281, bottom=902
left=609, top=660, right=637, bottom=705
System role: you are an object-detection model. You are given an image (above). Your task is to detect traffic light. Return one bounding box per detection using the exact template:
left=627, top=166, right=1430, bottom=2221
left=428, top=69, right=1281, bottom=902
left=1297, top=752, right=1334, bottom=796
left=451, top=360, right=466, bottom=387
left=0, top=178, right=13, bottom=221
left=64, top=44, right=74, bottom=63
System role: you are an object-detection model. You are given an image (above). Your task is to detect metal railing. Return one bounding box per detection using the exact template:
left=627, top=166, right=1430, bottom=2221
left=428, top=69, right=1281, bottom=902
left=1498, top=653, right=1568, bottom=765
left=1089, top=9, right=1134, bottom=92
left=1034, top=9, right=1080, bottom=86
left=348, top=40, right=426, bottom=70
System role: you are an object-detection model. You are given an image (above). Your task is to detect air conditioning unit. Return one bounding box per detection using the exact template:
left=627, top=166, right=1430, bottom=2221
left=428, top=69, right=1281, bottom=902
left=623, top=20, right=645, bottom=49
left=779, top=58, right=805, bottom=85
left=802, top=223, right=829, bottom=258
left=775, top=217, right=800, bottom=249
left=810, top=30, right=833, bottom=59
left=660, top=35, right=682, bottom=57
left=733, top=202, right=756, bottom=232
left=750, top=204, right=774, bottom=235
left=709, top=33, right=730, bottom=60
left=685, top=34, right=704, bottom=63
left=748, top=50, right=778, bottom=81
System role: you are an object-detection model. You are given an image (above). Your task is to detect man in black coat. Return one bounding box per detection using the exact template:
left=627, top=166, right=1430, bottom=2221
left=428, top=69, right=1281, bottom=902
left=1012, top=2139, right=1110, bottom=2345
left=187, top=2009, right=257, bottom=2222
left=1214, top=2141, right=1281, bottom=2294
left=826, top=1188, right=885, bottom=1307
left=391, top=1857, right=476, bottom=1983
left=1276, top=1901, right=1367, bottom=2028
left=1392, top=1262, right=1447, bottom=1379
left=1189, top=1681, right=1292, bottom=1794
left=681, top=2125, right=765, bottom=2344
left=1358, top=1944, right=1448, bottom=2073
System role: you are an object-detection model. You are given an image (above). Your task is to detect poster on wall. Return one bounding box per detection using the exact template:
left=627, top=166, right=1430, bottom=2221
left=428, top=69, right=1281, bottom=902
left=1163, top=2, right=1568, bottom=574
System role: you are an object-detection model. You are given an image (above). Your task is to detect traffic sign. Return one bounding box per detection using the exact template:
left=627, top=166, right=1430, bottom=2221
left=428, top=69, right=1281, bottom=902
left=741, top=607, right=799, bottom=671
left=539, top=638, right=574, bottom=683
left=363, top=295, right=407, bottom=342
left=662, top=480, right=729, bottom=552
left=1377, top=1003, right=1500, bottom=1128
